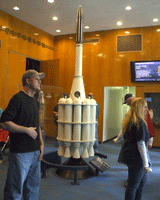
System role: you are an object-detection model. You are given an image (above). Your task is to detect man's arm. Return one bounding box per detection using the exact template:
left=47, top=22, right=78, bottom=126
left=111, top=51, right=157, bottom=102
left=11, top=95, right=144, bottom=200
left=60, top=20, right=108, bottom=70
left=0, top=121, right=38, bottom=139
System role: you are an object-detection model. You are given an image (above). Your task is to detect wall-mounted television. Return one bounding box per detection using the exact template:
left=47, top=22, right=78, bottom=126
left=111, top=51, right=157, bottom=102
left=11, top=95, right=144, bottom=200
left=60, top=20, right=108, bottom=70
left=131, top=60, right=160, bottom=82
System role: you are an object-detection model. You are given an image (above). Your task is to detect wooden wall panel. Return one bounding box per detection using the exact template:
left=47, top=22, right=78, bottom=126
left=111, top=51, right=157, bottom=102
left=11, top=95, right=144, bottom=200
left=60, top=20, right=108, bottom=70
left=40, top=59, right=62, bottom=137
left=153, top=126, right=160, bottom=147
left=41, top=59, right=60, bottom=86
left=0, top=30, right=8, bottom=110
left=6, top=52, right=26, bottom=106
left=0, top=10, right=54, bottom=110
left=54, top=26, right=160, bottom=143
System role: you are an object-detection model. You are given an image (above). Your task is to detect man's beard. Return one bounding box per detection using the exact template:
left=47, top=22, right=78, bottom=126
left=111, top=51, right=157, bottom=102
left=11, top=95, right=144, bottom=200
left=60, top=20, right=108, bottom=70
left=29, top=84, right=40, bottom=92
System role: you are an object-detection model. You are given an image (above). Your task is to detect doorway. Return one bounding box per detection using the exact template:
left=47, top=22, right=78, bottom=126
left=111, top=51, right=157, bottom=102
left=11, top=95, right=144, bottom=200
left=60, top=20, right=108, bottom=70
left=26, top=57, right=40, bottom=72
left=103, top=86, right=136, bottom=142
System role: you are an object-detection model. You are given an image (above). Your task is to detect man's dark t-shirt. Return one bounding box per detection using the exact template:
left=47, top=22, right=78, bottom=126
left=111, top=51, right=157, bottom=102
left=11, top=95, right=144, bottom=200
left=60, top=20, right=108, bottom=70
left=1, top=91, right=40, bottom=153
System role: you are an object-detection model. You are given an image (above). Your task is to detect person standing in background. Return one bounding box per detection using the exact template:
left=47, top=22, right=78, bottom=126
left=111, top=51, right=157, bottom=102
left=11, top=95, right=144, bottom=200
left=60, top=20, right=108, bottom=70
left=0, top=109, right=5, bottom=164
left=113, top=94, right=136, bottom=144
left=147, top=101, right=154, bottom=149
left=147, top=101, right=153, bottom=120
left=0, top=69, right=45, bottom=200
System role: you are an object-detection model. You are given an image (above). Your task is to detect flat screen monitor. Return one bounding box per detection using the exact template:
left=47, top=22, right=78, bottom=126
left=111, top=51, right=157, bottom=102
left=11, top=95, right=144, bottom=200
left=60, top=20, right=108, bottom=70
left=131, top=60, right=160, bottom=82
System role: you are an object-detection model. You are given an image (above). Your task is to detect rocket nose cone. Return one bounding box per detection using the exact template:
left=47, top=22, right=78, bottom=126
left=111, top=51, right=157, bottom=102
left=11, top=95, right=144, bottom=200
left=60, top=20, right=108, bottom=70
left=76, top=5, right=83, bottom=43
left=77, top=7, right=83, bottom=21
left=78, top=5, right=82, bottom=9
left=77, top=5, right=82, bottom=14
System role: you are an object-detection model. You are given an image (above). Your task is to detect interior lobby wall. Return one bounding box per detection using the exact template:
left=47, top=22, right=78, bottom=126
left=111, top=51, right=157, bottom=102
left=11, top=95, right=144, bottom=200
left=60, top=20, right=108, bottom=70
left=1, top=9, right=160, bottom=143
left=53, top=25, right=160, bottom=143
left=0, top=10, right=54, bottom=110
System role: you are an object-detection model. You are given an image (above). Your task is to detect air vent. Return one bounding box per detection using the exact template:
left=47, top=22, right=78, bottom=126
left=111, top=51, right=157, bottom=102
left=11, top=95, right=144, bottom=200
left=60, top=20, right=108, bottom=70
left=117, top=34, right=142, bottom=52
left=83, top=38, right=99, bottom=44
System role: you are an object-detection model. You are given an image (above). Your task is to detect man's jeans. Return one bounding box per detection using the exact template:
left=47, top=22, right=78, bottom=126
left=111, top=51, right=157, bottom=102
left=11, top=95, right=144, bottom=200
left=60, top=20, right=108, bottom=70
left=4, top=150, right=40, bottom=200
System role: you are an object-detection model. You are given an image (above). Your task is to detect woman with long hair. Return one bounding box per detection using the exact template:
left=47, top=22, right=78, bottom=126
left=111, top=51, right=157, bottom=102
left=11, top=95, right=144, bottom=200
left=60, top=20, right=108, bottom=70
left=118, top=97, right=152, bottom=200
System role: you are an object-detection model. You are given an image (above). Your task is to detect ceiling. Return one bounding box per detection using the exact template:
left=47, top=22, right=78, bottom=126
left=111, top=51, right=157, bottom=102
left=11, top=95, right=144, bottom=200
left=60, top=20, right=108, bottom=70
left=0, top=0, right=159, bottom=36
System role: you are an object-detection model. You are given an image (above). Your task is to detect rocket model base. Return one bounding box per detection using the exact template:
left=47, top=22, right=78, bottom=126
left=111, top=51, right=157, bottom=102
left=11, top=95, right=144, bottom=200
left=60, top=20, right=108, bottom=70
left=55, top=157, right=95, bottom=180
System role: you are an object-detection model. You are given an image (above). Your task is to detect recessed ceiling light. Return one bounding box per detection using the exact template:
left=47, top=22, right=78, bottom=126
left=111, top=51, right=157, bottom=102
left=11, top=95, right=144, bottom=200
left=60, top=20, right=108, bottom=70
left=157, top=29, right=160, bottom=32
left=95, top=34, right=100, bottom=37
left=34, top=33, right=39, bottom=36
left=98, top=53, right=103, bottom=57
left=52, top=16, right=58, bottom=20
left=48, top=0, right=54, bottom=3
left=84, top=26, right=89, bottom=29
left=56, top=30, right=61, bottom=32
left=125, top=31, right=130, bottom=34
left=13, top=6, right=19, bottom=10
left=117, top=21, right=122, bottom=26
left=153, top=18, right=159, bottom=22
left=125, top=6, right=132, bottom=10
left=2, top=26, right=7, bottom=29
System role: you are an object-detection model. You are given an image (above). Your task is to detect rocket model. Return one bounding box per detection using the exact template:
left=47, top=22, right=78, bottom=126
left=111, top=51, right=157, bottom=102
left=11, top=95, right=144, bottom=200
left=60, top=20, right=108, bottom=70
left=57, top=5, right=97, bottom=159
left=70, top=5, right=85, bottom=102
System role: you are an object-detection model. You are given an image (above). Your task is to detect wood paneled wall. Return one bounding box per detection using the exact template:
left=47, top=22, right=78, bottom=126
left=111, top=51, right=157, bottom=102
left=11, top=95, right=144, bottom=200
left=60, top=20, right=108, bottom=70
left=6, top=52, right=26, bottom=106
left=53, top=26, right=160, bottom=143
left=0, top=10, right=54, bottom=110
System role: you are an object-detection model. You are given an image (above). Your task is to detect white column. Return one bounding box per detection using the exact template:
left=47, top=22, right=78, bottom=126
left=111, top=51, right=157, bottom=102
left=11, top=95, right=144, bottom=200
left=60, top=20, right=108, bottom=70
left=63, top=97, right=73, bottom=158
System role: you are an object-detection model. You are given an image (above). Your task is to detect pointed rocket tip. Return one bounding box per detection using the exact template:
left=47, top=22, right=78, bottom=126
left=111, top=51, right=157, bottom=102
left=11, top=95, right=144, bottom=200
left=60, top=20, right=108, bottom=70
left=78, top=5, right=82, bottom=12
left=76, top=5, right=83, bottom=43
left=78, top=5, right=82, bottom=13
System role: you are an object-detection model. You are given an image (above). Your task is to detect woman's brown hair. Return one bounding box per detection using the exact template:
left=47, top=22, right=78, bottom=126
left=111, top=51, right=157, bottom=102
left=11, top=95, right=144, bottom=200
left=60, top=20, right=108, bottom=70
left=122, top=97, right=147, bottom=134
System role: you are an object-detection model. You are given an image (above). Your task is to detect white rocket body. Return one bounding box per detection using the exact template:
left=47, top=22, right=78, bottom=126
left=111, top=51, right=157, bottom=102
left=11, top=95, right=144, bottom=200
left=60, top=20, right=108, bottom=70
left=70, top=44, right=85, bottom=101
left=57, top=5, right=97, bottom=159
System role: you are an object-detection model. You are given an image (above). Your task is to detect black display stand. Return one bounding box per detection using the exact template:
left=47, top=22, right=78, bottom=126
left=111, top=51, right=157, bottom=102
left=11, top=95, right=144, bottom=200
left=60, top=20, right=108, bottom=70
left=89, top=157, right=110, bottom=176
left=42, top=151, right=110, bottom=185
left=41, top=151, right=61, bottom=178
left=56, top=157, right=95, bottom=185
